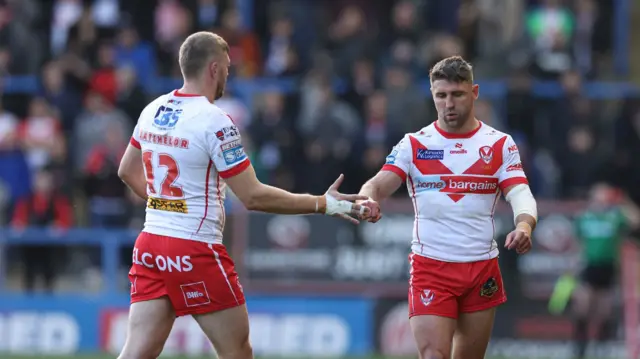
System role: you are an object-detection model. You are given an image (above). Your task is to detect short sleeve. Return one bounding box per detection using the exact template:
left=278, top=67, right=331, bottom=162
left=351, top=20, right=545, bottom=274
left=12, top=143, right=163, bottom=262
left=207, top=114, right=251, bottom=178
left=497, top=135, right=529, bottom=192
left=381, top=135, right=412, bottom=181
left=130, top=124, right=141, bottom=149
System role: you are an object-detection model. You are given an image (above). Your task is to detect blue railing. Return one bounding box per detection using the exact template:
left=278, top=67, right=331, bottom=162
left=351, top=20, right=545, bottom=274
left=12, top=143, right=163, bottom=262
left=0, top=228, right=138, bottom=294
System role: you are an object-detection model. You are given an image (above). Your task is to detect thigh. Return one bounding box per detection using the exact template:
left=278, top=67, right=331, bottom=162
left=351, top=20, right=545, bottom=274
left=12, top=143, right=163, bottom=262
left=410, top=314, right=457, bottom=359
left=409, top=254, right=464, bottom=319
left=118, top=297, right=176, bottom=359
left=194, top=304, right=252, bottom=358
left=164, top=242, right=246, bottom=317
left=452, top=307, right=496, bottom=359
left=459, top=258, right=507, bottom=313
left=129, top=233, right=168, bottom=303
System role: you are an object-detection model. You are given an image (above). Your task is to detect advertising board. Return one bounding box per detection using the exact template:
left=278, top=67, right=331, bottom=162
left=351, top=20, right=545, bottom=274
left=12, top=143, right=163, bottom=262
left=0, top=294, right=373, bottom=356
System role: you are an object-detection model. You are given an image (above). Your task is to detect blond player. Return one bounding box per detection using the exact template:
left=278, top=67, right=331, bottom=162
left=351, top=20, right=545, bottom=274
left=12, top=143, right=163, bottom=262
left=358, top=56, right=538, bottom=359
left=116, top=32, right=370, bottom=359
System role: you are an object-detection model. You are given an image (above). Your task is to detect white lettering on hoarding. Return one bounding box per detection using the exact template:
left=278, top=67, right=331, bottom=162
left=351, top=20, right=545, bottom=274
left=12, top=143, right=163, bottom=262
left=0, top=312, right=80, bottom=354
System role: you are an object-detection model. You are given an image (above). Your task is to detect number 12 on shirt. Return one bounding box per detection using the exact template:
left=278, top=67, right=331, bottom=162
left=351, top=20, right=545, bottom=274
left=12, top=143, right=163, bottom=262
left=142, top=150, right=184, bottom=198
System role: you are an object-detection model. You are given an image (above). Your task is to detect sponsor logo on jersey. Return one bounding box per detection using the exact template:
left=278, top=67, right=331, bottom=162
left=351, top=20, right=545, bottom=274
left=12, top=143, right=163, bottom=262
left=215, top=125, right=239, bottom=141
left=449, top=143, right=467, bottom=154
left=508, top=144, right=518, bottom=153
left=385, top=149, right=398, bottom=165
left=220, top=139, right=247, bottom=165
left=479, top=146, right=494, bottom=164
left=153, top=105, right=182, bottom=129
left=416, top=149, right=444, bottom=160
left=480, top=277, right=498, bottom=297
left=147, top=197, right=188, bottom=213
left=506, top=163, right=523, bottom=172
left=414, top=175, right=498, bottom=195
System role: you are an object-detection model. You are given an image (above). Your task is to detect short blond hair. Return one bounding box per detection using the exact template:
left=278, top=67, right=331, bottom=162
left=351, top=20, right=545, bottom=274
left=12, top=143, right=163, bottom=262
left=178, top=32, right=229, bottom=79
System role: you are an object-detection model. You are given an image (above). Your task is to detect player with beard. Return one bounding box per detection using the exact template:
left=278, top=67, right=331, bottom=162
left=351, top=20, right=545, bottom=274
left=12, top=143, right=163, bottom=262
left=116, top=32, right=370, bottom=359
left=357, top=56, right=538, bottom=359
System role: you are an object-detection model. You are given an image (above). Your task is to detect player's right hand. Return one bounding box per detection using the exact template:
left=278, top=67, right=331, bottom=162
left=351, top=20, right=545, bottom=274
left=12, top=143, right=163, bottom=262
left=324, top=174, right=371, bottom=224
left=358, top=198, right=382, bottom=223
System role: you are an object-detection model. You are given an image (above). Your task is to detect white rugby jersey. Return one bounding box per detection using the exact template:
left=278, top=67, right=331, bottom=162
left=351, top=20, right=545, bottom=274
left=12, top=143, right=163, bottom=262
left=129, top=90, right=250, bottom=244
left=382, top=121, right=528, bottom=262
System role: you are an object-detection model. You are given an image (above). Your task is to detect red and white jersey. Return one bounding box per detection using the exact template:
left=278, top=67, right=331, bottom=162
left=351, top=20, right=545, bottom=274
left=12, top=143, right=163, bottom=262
left=382, top=121, right=528, bottom=262
left=129, top=90, right=250, bottom=244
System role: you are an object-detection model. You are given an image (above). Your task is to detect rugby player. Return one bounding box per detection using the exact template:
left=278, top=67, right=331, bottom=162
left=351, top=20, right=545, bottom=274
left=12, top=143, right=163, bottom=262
left=116, top=32, right=370, bottom=359
left=357, top=56, right=538, bottom=359
left=571, top=183, right=640, bottom=358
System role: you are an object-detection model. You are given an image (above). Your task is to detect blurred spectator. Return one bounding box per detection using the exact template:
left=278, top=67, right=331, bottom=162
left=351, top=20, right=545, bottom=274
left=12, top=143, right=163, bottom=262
left=155, top=0, right=191, bottom=76
left=18, top=97, right=65, bottom=172
left=247, top=90, right=296, bottom=185
left=525, top=0, right=575, bottom=78
left=216, top=8, right=261, bottom=78
left=11, top=166, right=72, bottom=292
left=263, top=16, right=300, bottom=77
left=115, top=66, right=147, bottom=125
left=326, top=5, right=371, bottom=78
left=383, top=66, right=427, bottom=141
left=82, top=120, right=128, bottom=227
left=41, top=60, right=83, bottom=131
left=196, top=0, right=220, bottom=30
left=89, top=41, right=117, bottom=104
left=114, top=25, right=156, bottom=88
left=73, top=91, right=130, bottom=173
left=342, top=57, right=377, bottom=118
left=50, top=0, right=83, bottom=55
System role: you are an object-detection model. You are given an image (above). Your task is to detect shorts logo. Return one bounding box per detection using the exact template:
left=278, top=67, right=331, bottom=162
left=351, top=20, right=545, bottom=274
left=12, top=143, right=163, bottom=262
left=420, top=289, right=434, bottom=306
left=180, top=281, right=211, bottom=307
left=416, top=149, right=444, bottom=160
left=480, top=277, right=498, bottom=297
left=479, top=146, right=494, bottom=164
left=147, top=197, right=188, bottom=213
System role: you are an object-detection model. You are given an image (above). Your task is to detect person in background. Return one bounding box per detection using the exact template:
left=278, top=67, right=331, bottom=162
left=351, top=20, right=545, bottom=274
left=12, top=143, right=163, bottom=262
left=571, top=182, right=640, bottom=358
left=11, top=165, right=73, bottom=292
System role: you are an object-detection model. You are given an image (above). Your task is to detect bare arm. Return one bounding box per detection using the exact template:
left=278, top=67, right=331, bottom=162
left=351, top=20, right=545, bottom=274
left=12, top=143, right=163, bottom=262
left=226, top=164, right=322, bottom=213
left=358, top=171, right=404, bottom=202
left=118, top=144, right=147, bottom=200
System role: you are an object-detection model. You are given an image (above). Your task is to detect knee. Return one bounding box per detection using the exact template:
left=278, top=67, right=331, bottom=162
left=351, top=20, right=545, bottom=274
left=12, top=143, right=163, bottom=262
left=420, top=348, right=448, bottom=359
left=218, top=337, right=253, bottom=359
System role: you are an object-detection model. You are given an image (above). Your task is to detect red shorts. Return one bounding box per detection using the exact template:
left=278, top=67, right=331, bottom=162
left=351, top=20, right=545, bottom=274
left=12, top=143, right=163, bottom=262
left=129, top=232, right=245, bottom=317
left=408, top=253, right=506, bottom=319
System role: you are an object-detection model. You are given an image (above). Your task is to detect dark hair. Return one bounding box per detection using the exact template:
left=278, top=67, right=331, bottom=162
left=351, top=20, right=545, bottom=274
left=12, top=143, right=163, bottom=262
left=429, top=56, right=474, bottom=84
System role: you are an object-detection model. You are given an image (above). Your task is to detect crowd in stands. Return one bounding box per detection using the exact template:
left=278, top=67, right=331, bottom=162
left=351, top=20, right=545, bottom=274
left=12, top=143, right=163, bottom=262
left=0, top=0, right=639, bottom=290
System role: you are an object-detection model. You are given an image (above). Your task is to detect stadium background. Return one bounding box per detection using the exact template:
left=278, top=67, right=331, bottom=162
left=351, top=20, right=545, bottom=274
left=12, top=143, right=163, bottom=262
left=0, top=0, right=639, bottom=358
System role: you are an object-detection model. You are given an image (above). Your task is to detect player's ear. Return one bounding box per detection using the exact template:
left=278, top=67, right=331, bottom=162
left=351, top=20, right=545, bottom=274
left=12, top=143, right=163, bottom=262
left=472, top=84, right=479, bottom=99
left=209, top=61, right=217, bottom=79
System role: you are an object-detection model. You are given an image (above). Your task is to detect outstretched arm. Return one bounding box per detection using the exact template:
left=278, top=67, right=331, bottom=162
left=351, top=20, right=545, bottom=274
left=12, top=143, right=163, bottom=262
left=226, top=165, right=369, bottom=224
left=357, top=170, right=404, bottom=222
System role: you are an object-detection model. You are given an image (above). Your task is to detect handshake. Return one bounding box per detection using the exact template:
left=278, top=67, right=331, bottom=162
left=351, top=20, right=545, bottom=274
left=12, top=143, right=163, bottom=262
left=320, top=174, right=381, bottom=225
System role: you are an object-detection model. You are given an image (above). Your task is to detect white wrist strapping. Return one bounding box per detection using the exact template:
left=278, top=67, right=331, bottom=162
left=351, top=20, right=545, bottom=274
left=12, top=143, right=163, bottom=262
left=325, top=194, right=359, bottom=216
left=505, top=184, right=538, bottom=224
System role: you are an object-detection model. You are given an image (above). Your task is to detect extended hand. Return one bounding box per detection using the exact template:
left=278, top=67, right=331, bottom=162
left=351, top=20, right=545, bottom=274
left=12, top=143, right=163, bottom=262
left=358, top=198, right=382, bottom=223
left=504, top=225, right=532, bottom=254
left=324, top=174, right=371, bottom=224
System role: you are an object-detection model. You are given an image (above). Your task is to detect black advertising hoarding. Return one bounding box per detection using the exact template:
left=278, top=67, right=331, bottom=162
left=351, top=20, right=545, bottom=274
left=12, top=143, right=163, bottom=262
left=236, top=199, right=589, bottom=299
left=240, top=213, right=412, bottom=283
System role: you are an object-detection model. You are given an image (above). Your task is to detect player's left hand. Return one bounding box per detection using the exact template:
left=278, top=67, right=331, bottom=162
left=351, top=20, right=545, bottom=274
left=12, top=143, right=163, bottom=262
left=505, top=226, right=532, bottom=254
